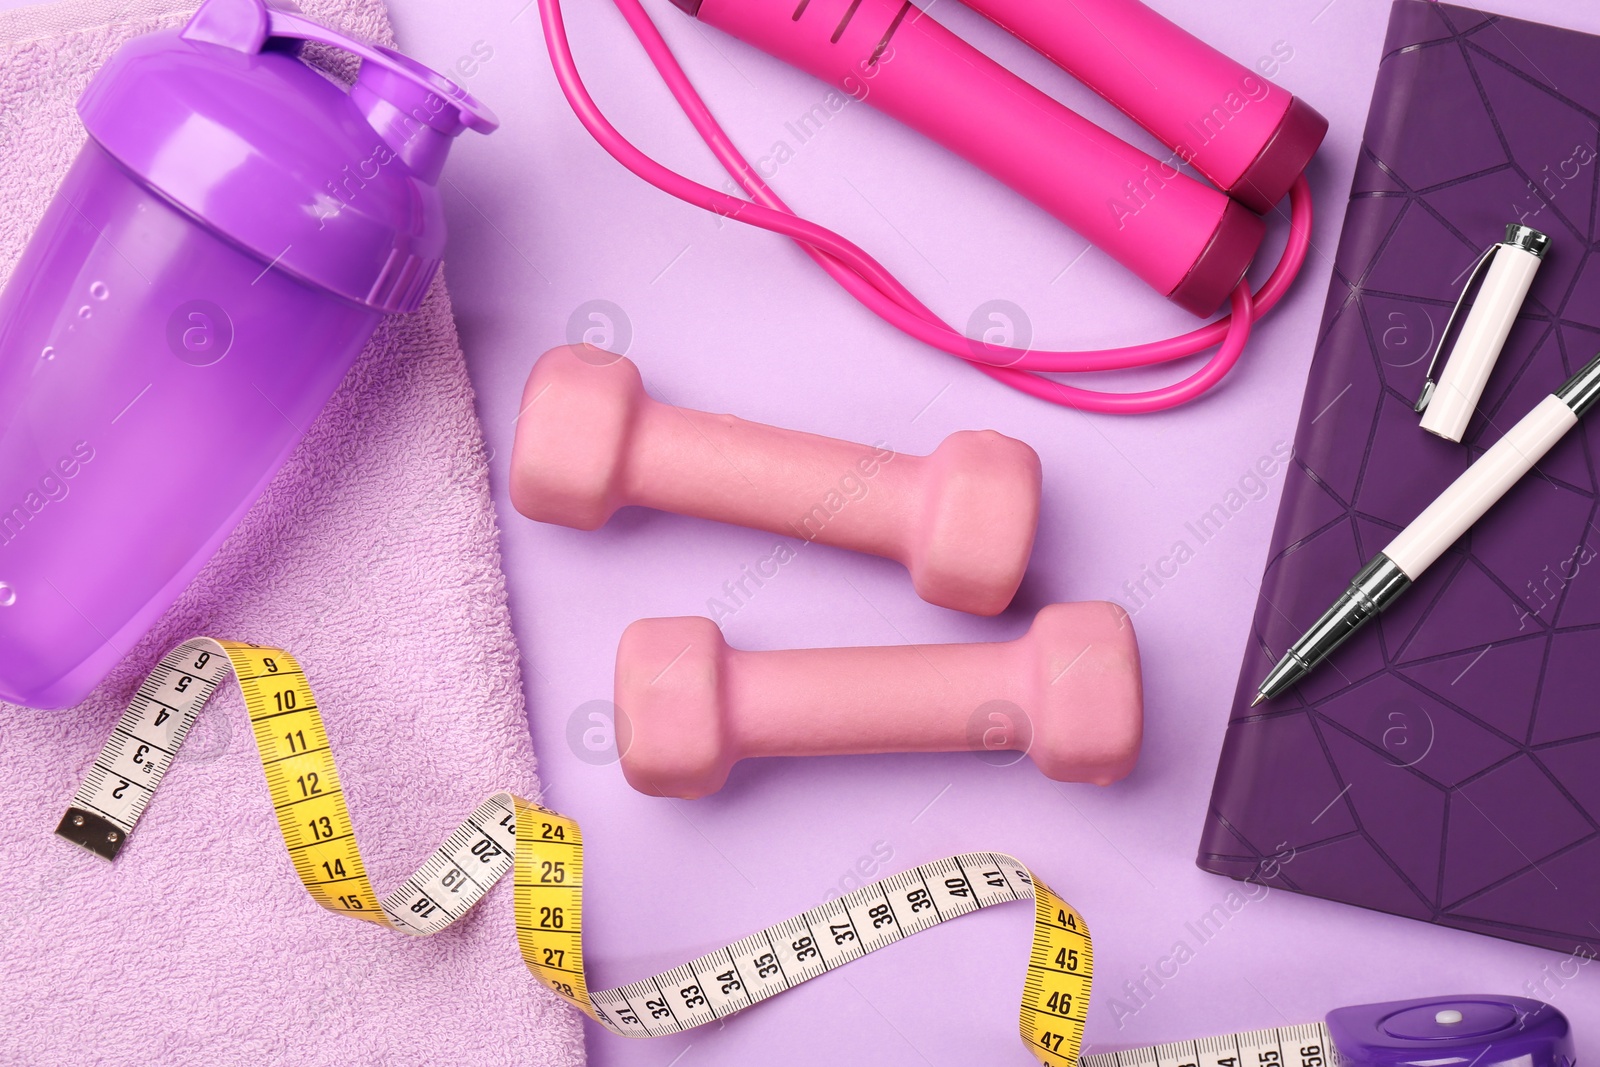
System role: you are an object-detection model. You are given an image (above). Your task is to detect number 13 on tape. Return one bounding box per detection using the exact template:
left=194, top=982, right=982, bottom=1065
left=57, top=638, right=1093, bottom=1064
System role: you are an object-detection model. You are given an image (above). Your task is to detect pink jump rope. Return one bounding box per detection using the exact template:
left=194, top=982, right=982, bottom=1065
left=535, top=0, right=1319, bottom=413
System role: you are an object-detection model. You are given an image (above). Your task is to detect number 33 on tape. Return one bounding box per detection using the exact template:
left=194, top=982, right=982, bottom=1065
left=57, top=638, right=1093, bottom=1064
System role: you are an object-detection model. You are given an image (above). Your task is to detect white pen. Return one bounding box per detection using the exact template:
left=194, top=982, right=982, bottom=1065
left=1255, top=352, right=1600, bottom=705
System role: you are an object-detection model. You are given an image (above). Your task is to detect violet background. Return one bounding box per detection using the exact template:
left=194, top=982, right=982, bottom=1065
left=15, top=0, right=1600, bottom=1061
left=419, top=0, right=1600, bottom=1062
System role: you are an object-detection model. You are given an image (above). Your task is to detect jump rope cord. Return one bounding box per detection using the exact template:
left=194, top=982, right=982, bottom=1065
left=537, top=0, right=1316, bottom=413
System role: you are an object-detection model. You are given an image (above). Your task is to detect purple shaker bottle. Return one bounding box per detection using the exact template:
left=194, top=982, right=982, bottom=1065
left=0, top=0, right=496, bottom=708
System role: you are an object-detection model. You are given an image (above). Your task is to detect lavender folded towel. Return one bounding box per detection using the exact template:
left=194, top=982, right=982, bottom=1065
left=0, top=1, right=585, bottom=1062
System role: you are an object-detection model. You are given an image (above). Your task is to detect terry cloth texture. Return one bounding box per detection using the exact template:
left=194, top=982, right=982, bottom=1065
left=0, top=0, right=586, bottom=1063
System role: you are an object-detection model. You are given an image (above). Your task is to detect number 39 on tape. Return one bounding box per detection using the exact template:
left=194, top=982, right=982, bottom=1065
left=57, top=638, right=1093, bottom=1064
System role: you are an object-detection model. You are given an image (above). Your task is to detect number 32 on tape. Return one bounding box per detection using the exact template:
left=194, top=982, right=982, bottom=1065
left=57, top=638, right=1093, bottom=1064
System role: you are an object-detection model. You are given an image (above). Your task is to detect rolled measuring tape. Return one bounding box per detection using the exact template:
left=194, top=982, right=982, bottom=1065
left=56, top=638, right=1092, bottom=1063
left=1082, top=995, right=1570, bottom=1067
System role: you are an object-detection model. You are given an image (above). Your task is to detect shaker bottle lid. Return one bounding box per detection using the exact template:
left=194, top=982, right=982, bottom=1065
left=76, top=0, right=498, bottom=313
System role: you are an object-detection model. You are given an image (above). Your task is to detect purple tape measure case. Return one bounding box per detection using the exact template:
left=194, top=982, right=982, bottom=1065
left=1329, top=996, right=1573, bottom=1067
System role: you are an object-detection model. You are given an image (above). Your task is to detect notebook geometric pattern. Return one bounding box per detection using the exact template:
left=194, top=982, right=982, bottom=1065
left=1199, top=0, right=1600, bottom=954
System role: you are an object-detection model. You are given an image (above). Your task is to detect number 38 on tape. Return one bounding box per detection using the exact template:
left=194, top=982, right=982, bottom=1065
left=57, top=638, right=1093, bottom=1063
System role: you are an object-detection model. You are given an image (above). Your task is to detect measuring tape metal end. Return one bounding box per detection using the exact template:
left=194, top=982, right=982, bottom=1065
left=56, top=806, right=125, bottom=860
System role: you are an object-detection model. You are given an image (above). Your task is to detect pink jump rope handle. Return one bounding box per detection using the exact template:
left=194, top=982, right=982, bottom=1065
left=614, top=602, right=1143, bottom=798
left=961, top=0, right=1328, bottom=214
left=683, top=0, right=1264, bottom=316
left=510, top=346, right=1042, bottom=615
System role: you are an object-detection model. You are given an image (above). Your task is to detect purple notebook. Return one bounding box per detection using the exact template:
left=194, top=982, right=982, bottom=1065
left=1198, top=0, right=1600, bottom=953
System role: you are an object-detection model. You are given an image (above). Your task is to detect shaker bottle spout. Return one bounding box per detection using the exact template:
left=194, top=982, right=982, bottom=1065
left=183, top=0, right=500, bottom=183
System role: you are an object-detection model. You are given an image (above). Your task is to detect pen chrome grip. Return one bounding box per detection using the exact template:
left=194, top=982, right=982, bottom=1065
left=1386, top=393, right=1576, bottom=576
left=1258, top=555, right=1410, bottom=699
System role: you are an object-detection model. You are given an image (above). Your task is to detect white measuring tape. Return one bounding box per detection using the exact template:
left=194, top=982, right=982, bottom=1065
left=52, top=637, right=1432, bottom=1067
left=1084, top=1024, right=1336, bottom=1067
left=59, top=638, right=1094, bottom=1061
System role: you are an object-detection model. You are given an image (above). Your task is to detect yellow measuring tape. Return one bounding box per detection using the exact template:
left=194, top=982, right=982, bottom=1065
left=58, top=638, right=1093, bottom=1063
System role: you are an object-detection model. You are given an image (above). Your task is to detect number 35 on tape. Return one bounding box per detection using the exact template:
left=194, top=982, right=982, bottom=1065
left=57, top=638, right=1093, bottom=1063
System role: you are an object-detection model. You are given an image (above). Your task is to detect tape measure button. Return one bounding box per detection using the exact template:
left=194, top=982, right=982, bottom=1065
left=1381, top=1002, right=1518, bottom=1041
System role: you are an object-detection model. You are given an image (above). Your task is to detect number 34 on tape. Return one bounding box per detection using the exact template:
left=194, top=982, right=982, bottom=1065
left=57, top=638, right=1093, bottom=1064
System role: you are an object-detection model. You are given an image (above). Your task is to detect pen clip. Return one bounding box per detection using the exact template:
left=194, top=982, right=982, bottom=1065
left=1414, top=243, right=1500, bottom=415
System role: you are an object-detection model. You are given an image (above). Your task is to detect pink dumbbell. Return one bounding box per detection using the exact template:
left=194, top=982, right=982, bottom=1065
left=613, top=602, right=1142, bottom=798
left=510, top=345, right=1041, bottom=616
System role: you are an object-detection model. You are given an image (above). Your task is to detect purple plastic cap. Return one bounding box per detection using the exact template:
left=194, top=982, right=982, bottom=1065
left=1326, top=995, right=1573, bottom=1067
left=1230, top=95, right=1328, bottom=214
left=76, top=0, right=497, bottom=312
left=1167, top=197, right=1265, bottom=317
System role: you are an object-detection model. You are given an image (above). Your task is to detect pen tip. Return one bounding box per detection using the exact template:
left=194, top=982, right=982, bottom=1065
left=1250, top=693, right=1267, bottom=707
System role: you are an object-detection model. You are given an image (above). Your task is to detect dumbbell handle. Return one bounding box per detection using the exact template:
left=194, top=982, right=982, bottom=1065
left=623, top=398, right=911, bottom=559
left=724, top=643, right=1034, bottom=756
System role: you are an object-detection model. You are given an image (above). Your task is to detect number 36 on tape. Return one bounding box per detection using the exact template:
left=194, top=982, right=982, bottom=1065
left=57, top=638, right=1093, bottom=1063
